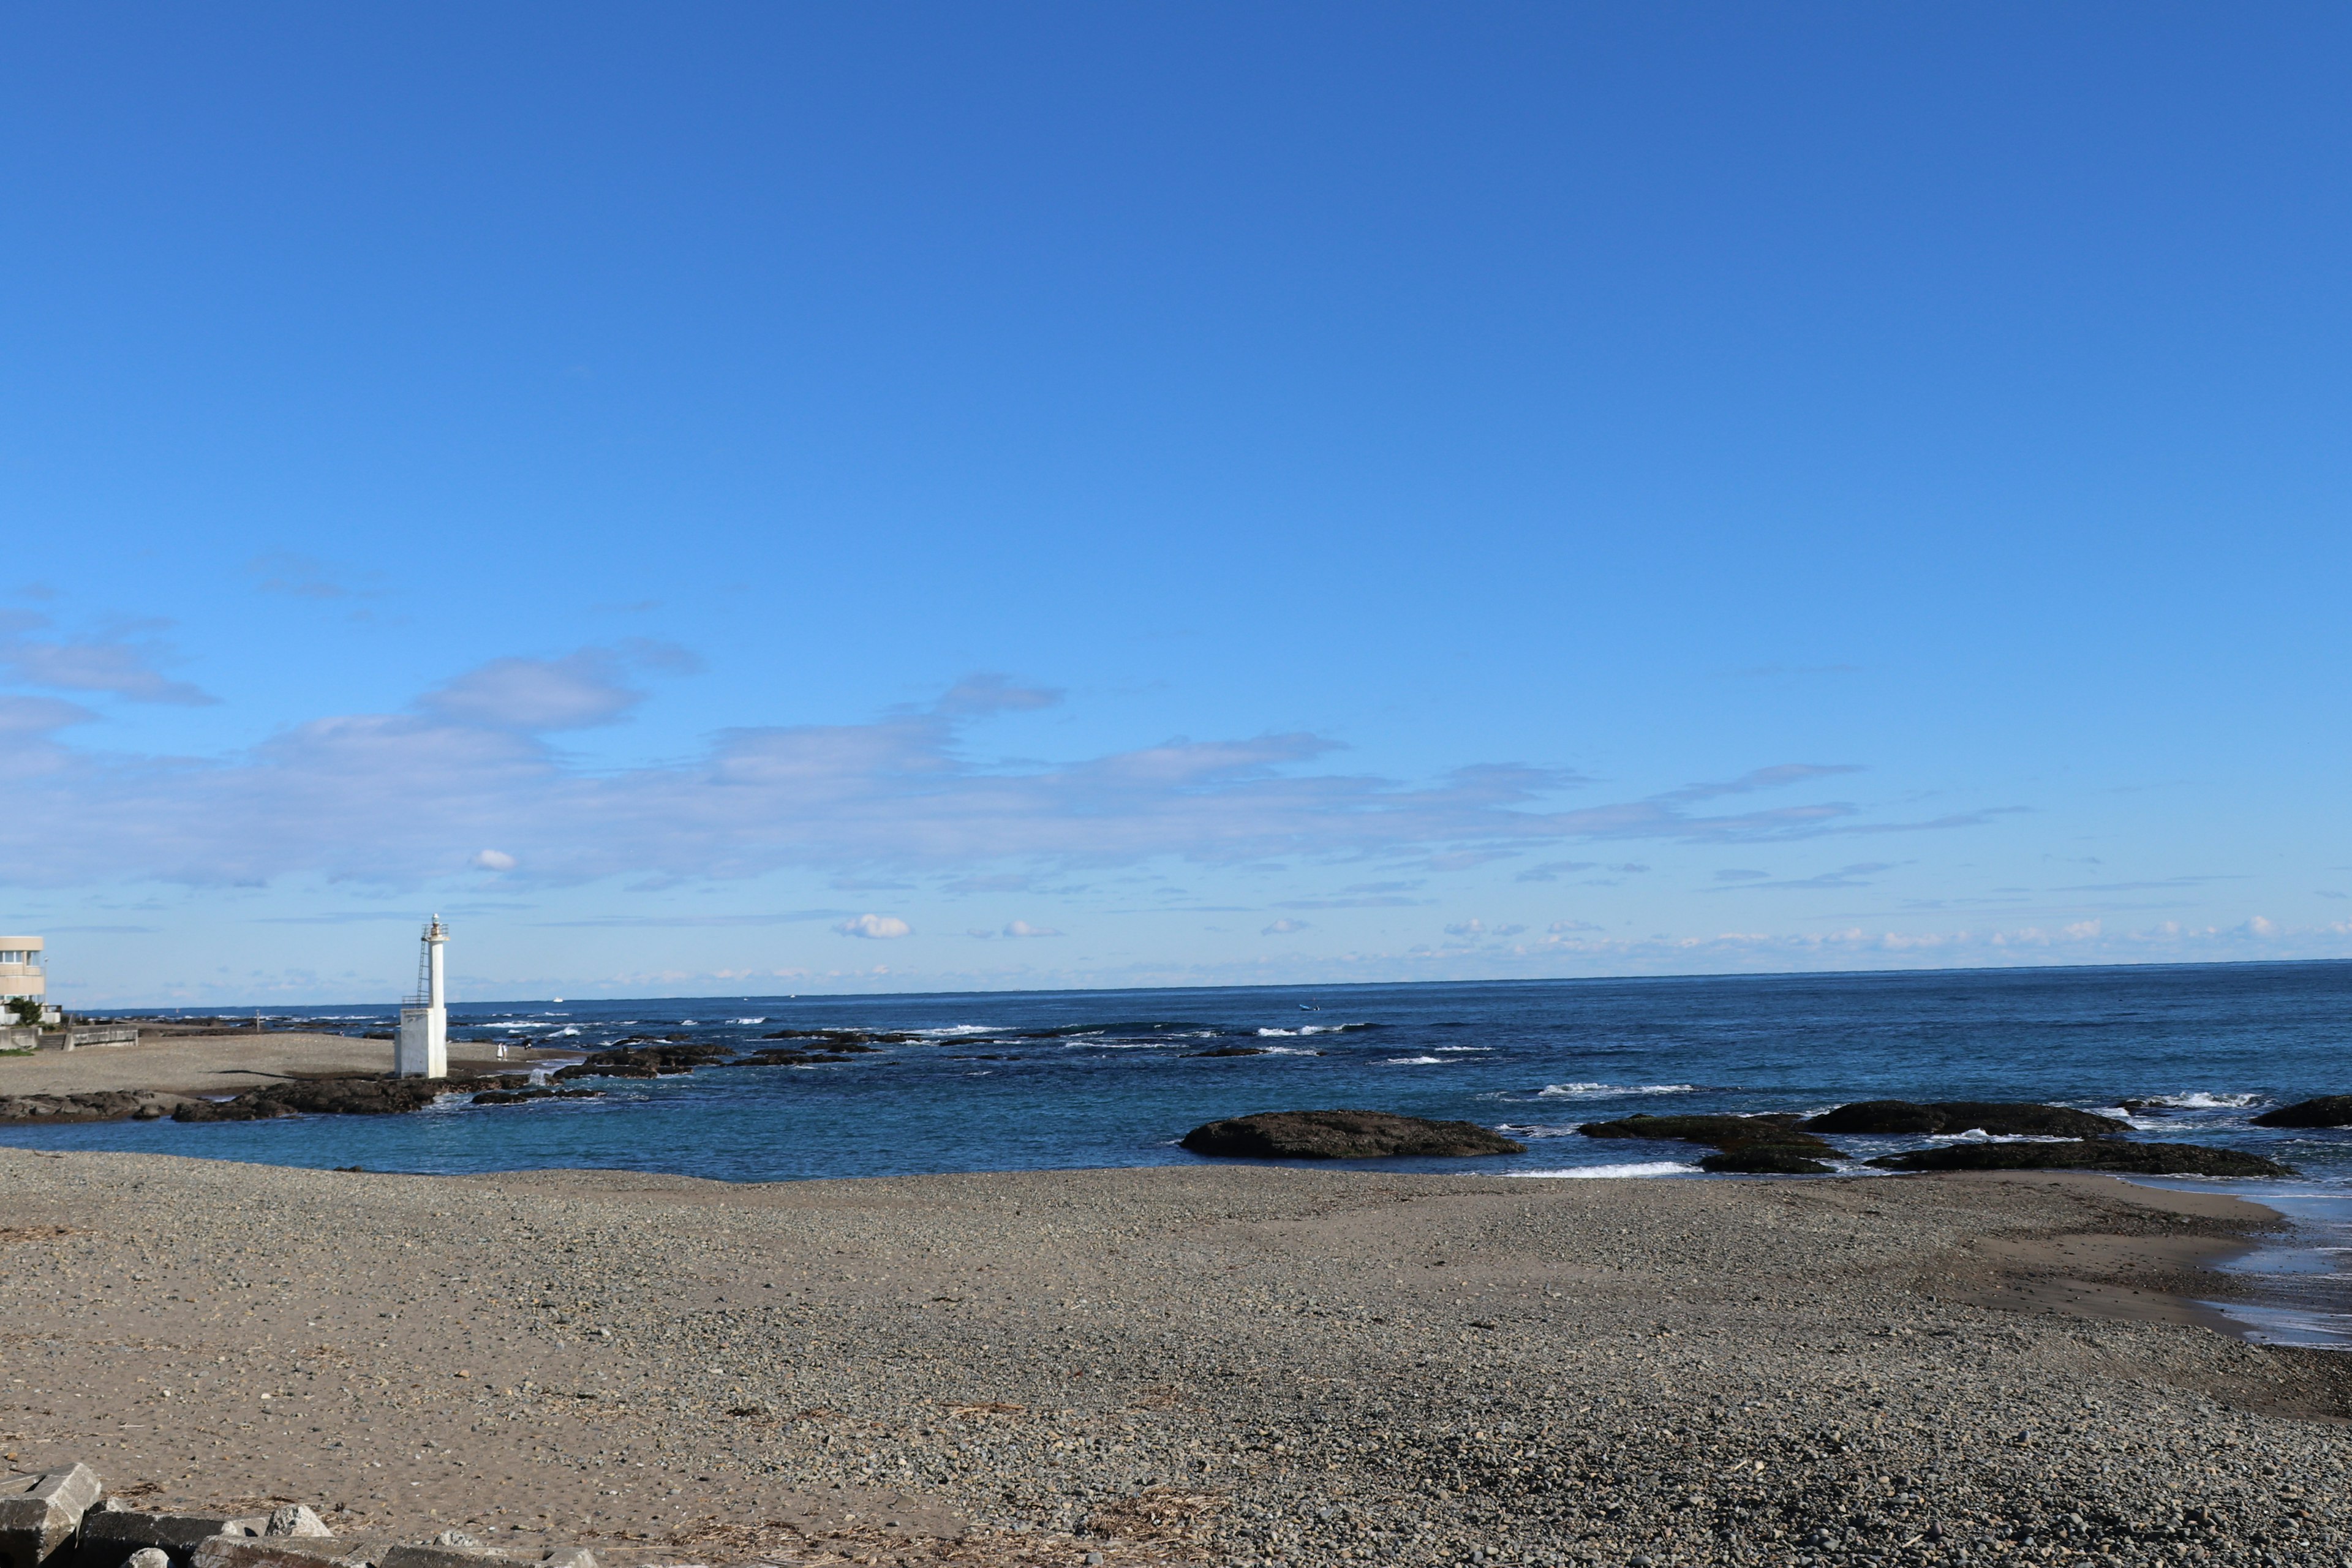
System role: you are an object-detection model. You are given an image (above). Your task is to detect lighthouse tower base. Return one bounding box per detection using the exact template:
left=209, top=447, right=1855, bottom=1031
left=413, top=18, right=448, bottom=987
left=395, top=1005, right=446, bottom=1079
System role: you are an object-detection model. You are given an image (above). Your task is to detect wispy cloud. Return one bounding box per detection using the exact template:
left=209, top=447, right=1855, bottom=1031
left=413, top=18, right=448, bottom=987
left=1705, top=862, right=1894, bottom=892
left=0, top=613, right=216, bottom=706
left=968, top=919, right=1063, bottom=939
left=1261, top=918, right=1309, bottom=936
left=248, top=553, right=385, bottom=601
left=0, top=663, right=2012, bottom=891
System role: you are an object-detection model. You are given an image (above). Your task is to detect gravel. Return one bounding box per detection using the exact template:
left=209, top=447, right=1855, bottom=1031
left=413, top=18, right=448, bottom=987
left=2, top=1148, right=2348, bottom=1568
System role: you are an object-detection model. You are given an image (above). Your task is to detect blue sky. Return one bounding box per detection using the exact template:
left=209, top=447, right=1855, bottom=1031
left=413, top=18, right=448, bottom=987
left=4, top=4, right=2348, bottom=1006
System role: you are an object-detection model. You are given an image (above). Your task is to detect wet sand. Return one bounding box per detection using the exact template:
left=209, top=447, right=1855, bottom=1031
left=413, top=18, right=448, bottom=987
left=2, top=1150, right=2349, bottom=1567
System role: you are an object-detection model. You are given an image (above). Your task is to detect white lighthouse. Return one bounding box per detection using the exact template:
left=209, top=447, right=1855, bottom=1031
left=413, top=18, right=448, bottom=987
left=394, top=916, right=448, bottom=1079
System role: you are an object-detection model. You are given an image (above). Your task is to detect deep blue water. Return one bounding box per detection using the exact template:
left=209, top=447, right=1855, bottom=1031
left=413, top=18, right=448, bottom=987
left=12, top=960, right=2352, bottom=1186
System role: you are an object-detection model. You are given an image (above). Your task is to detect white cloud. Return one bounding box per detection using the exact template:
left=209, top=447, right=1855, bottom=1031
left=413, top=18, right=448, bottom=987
left=1261, top=918, right=1309, bottom=936
left=472, top=849, right=518, bottom=872
left=836, top=913, right=911, bottom=939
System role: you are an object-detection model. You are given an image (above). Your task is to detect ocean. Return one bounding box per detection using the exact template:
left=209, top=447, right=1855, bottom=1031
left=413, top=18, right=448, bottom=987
left=13, top=959, right=2351, bottom=1185
left=18, top=959, right=2352, bottom=1343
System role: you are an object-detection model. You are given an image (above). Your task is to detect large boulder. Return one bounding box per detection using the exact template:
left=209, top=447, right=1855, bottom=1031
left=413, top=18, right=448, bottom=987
left=1804, top=1101, right=2128, bottom=1138
left=1578, top=1113, right=1842, bottom=1161
left=2250, top=1095, right=2352, bottom=1129
left=1180, top=1109, right=1525, bottom=1159
left=1866, top=1139, right=2291, bottom=1177
left=0, top=1463, right=104, bottom=1568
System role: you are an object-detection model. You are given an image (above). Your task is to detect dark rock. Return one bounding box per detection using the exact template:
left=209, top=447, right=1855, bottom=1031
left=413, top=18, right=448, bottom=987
left=1866, top=1140, right=2293, bottom=1177
left=758, top=1028, right=921, bottom=1046
left=2249, top=1095, right=2352, bottom=1129
left=1805, top=1100, right=2129, bottom=1138
left=1180, top=1109, right=1525, bottom=1159
left=1578, top=1114, right=1841, bottom=1159
left=470, top=1088, right=605, bottom=1106
left=1700, top=1148, right=1839, bottom=1175
left=1186, top=1046, right=1270, bottom=1057
left=0, top=1091, right=190, bottom=1125
left=729, top=1049, right=814, bottom=1067
left=174, top=1077, right=447, bottom=1122
left=550, top=1044, right=733, bottom=1080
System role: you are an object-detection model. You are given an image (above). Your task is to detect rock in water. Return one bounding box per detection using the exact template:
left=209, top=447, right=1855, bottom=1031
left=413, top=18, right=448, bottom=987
left=1577, top=1114, right=1843, bottom=1162
left=2250, top=1095, right=2352, bottom=1129
left=1866, top=1140, right=2292, bottom=1177
left=1180, top=1110, right=1525, bottom=1159
left=1699, top=1147, right=1838, bottom=1175
left=1804, top=1100, right=2129, bottom=1137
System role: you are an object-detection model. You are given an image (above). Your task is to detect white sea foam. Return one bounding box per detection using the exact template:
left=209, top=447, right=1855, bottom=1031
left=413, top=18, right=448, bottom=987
left=1512, top=1162, right=1699, bottom=1179
left=921, top=1024, right=998, bottom=1037
left=2135, top=1091, right=2263, bottom=1109
left=1435, top=1046, right=1492, bottom=1054
left=729, top=1017, right=766, bottom=1025
left=1930, top=1129, right=2075, bottom=1144
left=1385, top=1055, right=1451, bottom=1065
left=1493, top=1123, right=1582, bottom=1139
left=1533, top=1082, right=1698, bottom=1099
left=1257, top=1023, right=1369, bottom=1037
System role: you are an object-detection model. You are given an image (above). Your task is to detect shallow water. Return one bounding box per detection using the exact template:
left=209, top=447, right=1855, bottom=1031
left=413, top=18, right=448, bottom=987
left=13, top=960, right=2351, bottom=1189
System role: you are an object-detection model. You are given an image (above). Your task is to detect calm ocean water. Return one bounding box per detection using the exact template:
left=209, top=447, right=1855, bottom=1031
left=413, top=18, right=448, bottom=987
left=13, top=960, right=2352, bottom=1186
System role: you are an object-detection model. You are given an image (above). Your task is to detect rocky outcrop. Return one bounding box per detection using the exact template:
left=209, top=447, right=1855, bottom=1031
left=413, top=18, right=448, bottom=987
left=726, top=1049, right=858, bottom=1068
left=758, top=1028, right=921, bottom=1046
left=1698, top=1147, right=1838, bottom=1175
left=1804, top=1100, right=2129, bottom=1137
left=1578, top=1114, right=1843, bottom=1163
left=0, top=1091, right=193, bottom=1125
left=1866, top=1140, right=2293, bottom=1177
left=550, top=1044, right=734, bottom=1080
left=468, top=1087, right=605, bottom=1106
left=1180, top=1109, right=1526, bottom=1159
left=173, top=1077, right=448, bottom=1123
left=2250, top=1095, right=2352, bottom=1129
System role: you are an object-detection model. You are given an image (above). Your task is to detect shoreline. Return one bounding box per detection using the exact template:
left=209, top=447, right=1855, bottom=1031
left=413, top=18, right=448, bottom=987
left=7, top=1151, right=2352, bottom=1566
left=0, top=1030, right=567, bottom=1101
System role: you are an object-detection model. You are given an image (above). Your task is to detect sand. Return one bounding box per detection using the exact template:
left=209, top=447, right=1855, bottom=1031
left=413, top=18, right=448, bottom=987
left=0, top=1031, right=559, bottom=1099
left=2, top=1150, right=2349, bottom=1568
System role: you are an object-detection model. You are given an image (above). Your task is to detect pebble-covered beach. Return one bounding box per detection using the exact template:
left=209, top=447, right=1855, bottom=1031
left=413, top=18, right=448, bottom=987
left=6, top=1148, right=2351, bottom=1567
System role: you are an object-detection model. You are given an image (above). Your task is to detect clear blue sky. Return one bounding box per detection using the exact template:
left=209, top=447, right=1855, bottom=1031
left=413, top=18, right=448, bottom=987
left=4, top=3, right=2347, bottom=1006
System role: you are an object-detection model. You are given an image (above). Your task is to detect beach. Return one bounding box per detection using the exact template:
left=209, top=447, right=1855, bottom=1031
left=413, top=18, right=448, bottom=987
left=4, top=1149, right=2349, bottom=1568
left=1, top=1030, right=548, bottom=1100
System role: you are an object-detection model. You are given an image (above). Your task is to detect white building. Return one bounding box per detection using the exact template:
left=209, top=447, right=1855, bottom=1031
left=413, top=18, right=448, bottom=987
left=0, top=937, right=45, bottom=1018
left=393, top=918, right=448, bottom=1079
